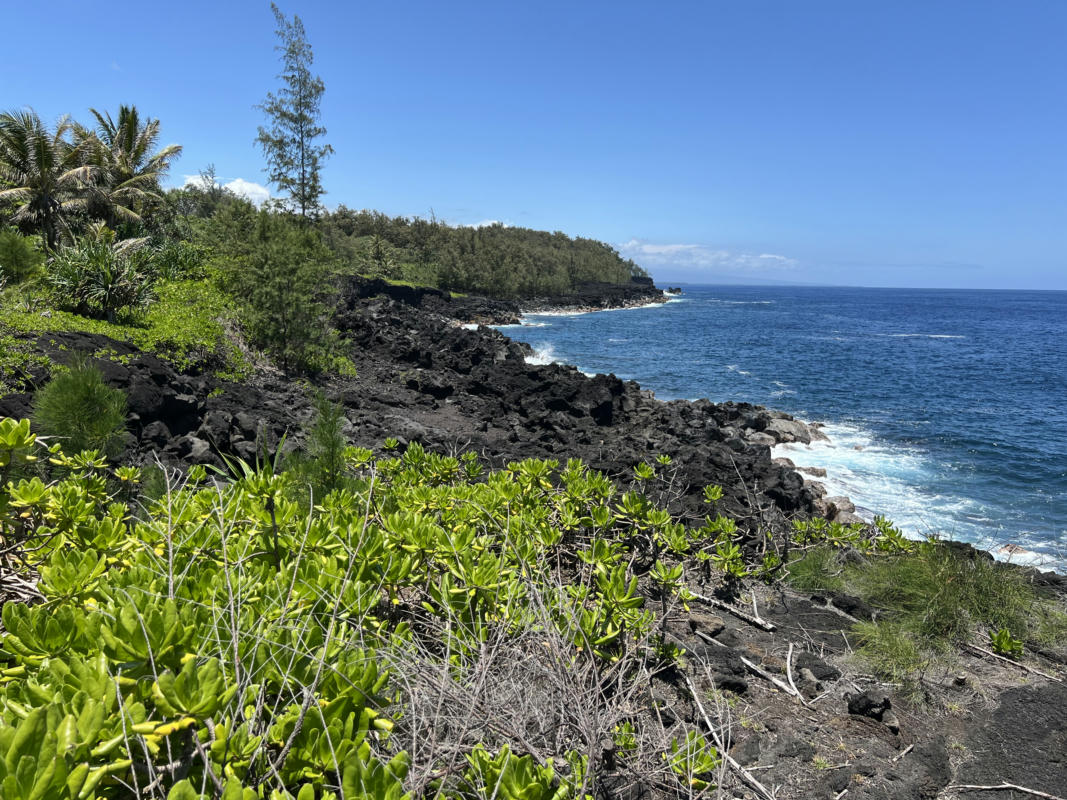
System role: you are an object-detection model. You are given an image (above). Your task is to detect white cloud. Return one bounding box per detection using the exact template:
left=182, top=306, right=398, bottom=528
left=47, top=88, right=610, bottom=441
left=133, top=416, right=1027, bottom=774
left=224, top=178, right=271, bottom=207
left=182, top=174, right=272, bottom=207
left=461, top=219, right=510, bottom=229
left=618, top=239, right=798, bottom=272
left=182, top=174, right=214, bottom=191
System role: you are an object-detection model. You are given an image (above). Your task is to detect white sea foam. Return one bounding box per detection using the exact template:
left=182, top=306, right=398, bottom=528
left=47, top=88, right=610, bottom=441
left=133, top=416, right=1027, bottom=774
left=524, top=344, right=558, bottom=365
left=526, top=309, right=589, bottom=318
left=875, top=333, right=965, bottom=339
left=460, top=323, right=480, bottom=330
left=776, top=422, right=1067, bottom=572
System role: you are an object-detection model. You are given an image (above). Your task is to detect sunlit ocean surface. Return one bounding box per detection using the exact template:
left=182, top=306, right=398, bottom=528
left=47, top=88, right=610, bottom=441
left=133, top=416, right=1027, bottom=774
left=501, top=285, right=1067, bottom=571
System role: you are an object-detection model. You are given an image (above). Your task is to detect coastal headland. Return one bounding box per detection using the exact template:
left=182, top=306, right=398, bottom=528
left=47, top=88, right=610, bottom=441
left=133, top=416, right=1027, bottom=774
left=2, top=277, right=1065, bottom=798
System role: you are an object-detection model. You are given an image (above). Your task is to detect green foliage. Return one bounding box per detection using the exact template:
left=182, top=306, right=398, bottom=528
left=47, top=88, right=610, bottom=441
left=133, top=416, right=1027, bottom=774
left=664, top=731, right=720, bottom=791
left=791, top=515, right=913, bottom=555
left=31, top=358, right=127, bottom=457
left=74, top=105, right=182, bottom=231
left=150, top=238, right=207, bottom=281
left=989, top=627, right=1024, bottom=660
left=320, top=207, right=648, bottom=299
left=256, top=3, right=333, bottom=219
left=0, top=109, right=90, bottom=249
left=463, top=745, right=570, bottom=800
left=0, top=416, right=738, bottom=799
left=43, top=233, right=155, bottom=322
left=0, top=332, right=50, bottom=397
left=0, top=228, right=43, bottom=283
left=785, top=547, right=846, bottom=592
left=220, top=210, right=335, bottom=372
left=786, top=537, right=1067, bottom=691
left=852, top=619, right=931, bottom=689
left=286, top=391, right=350, bottom=499
left=1, top=278, right=247, bottom=376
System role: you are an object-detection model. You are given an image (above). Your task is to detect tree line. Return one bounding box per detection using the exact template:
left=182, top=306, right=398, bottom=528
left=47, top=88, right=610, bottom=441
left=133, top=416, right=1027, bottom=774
left=0, top=4, right=650, bottom=379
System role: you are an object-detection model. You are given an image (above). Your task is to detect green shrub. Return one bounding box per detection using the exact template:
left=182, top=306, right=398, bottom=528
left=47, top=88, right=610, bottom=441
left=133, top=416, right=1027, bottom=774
left=151, top=238, right=208, bottom=281
left=32, top=356, right=127, bottom=456
left=990, top=627, right=1024, bottom=659
left=286, top=391, right=349, bottom=499
left=0, top=419, right=700, bottom=798
left=44, top=236, right=155, bottom=322
left=218, top=210, right=336, bottom=372
left=0, top=227, right=44, bottom=283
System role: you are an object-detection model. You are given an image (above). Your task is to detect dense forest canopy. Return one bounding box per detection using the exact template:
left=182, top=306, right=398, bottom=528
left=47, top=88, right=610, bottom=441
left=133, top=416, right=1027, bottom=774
left=1, top=107, right=648, bottom=301
left=318, top=206, right=649, bottom=297
left=1, top=103, right=652, bottom=381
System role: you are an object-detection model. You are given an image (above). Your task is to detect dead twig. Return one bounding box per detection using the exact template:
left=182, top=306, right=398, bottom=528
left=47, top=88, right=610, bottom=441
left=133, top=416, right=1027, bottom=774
left=891, top=743, right=913, bottom=763
left=946, top=784, right=1066, bottom=800
left=693, top=630, right=804, bottom=703
left=683, top=673, right=776, bottom=800
left=785, top=643, right=810, bottom=707
left=963, top=644, right=1063, bottom=683
left=689, top=590, right=776, bottom=632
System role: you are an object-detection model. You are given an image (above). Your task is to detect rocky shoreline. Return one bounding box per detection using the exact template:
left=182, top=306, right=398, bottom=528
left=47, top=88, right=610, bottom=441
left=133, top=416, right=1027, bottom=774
left=2, top=278, right=1065, bottom=798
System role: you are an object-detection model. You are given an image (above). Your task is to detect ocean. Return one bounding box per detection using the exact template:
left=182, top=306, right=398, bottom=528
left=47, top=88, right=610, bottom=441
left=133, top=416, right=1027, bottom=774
left=500, top=285, right=1067, bottom=571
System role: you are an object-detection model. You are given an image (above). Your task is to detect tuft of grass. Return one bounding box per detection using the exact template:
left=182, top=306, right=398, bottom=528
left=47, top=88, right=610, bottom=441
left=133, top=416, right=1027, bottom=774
left=786, top=546, right=846, bottom=592
left=786, top=537, right=1067, bottom=690
left=851, top=542, right=1036, bottom=644
left=852, top=619, right=934, bottom=695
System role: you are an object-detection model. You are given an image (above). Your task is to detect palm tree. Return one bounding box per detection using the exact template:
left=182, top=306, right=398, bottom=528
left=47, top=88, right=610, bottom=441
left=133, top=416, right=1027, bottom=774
left=0, top=109, right=92, bottom=249
left=76, top=105, right=182, bottom=229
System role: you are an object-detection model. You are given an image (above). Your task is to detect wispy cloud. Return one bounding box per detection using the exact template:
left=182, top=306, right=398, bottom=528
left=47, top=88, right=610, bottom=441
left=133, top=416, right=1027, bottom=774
left=183, top=174, right=271, bottom=207
left=460, top=219, right=511, bottom=229
left=618, top=239, right=798, bottom=272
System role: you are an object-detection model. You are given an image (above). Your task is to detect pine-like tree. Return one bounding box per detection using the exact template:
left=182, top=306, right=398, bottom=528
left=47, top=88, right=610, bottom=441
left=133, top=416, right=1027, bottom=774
left=255, top=4, right=333, bottom=220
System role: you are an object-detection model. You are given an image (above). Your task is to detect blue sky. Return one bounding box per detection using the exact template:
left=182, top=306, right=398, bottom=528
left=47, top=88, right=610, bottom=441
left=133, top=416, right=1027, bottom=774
left=5, top=1, right=1065, bottom=289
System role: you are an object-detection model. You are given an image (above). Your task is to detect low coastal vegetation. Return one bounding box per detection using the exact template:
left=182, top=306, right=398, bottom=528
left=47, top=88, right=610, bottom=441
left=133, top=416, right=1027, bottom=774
left=787, top=521, right=1067, bottom=697
left=0, top=410, right=737, bottom=799
left=1, top=370, right=1063, bottom=797
left=4, top=8, right=1066, bottom=797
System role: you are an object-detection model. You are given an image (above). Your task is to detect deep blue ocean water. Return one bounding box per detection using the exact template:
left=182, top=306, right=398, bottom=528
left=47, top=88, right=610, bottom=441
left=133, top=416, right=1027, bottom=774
left=501, top=285, right=1067, bottom=570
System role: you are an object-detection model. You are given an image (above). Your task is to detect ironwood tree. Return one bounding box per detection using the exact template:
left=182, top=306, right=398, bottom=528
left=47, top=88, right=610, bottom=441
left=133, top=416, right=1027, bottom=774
left=255, top=3, right=332, bottom=220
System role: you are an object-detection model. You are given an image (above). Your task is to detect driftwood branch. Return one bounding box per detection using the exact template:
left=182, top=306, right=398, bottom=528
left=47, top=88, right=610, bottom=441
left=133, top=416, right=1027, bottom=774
left=684, top=673, right=777, bottom=800
left=946, top=783, right=1066, bottom=800
left=694, top=631, right=805, bottom=703
left=689, top=590, right=776, bottom=632
left=785, top=643, right=810, bottom=707
left=891, top=743, right=913, bottom=763
left=964, top=643, right=1063, bottom=682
